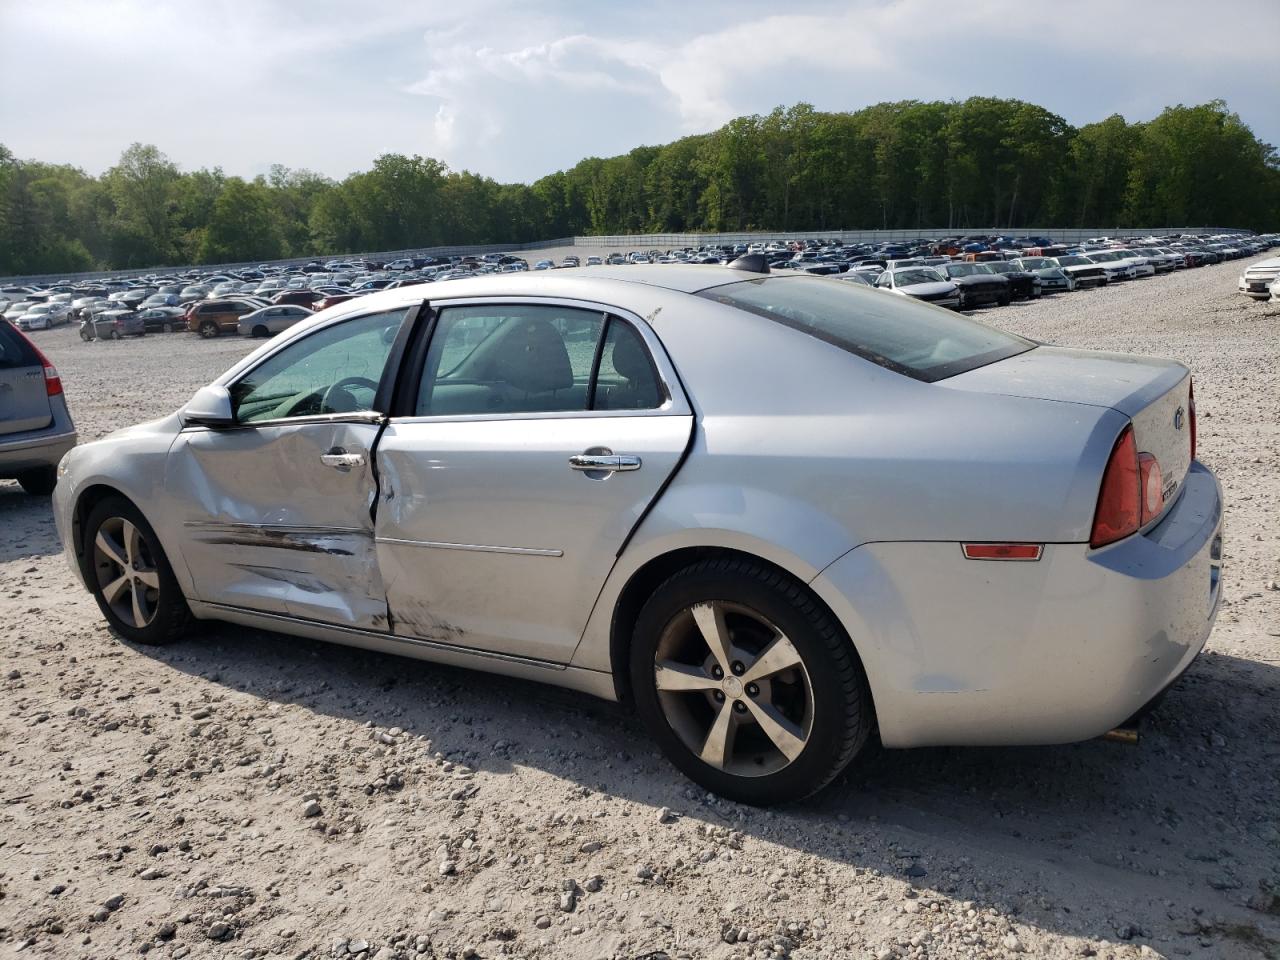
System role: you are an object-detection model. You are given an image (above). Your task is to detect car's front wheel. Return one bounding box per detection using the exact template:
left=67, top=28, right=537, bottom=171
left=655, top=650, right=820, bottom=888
left=84, top=497, right=191, bottom=645
left=631, top=557, right=873, bottom=805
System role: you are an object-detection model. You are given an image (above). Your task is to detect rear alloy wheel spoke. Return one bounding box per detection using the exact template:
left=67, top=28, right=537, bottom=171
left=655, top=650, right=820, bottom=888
left=135, top=569, right=160, bottom=590
left=655, top=660, right=719, bottom=692
left=741, top=634, right=803, bottom=684
left=95, top=530, right=127, bottom=569
left=691, top=602, right=734, bottom=673
left=699, top=702, right=735, bottom=770
left=130, top=585, right=148, bottom=628
left=743, top=697, right=806, bottom=762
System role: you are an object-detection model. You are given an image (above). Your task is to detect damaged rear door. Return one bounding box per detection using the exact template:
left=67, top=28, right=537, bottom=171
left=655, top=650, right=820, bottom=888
left=165, top=306, right=416, bottom=629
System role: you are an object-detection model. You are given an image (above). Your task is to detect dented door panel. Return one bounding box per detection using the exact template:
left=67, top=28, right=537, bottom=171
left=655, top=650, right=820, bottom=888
left=374, top=414, right=692, bottom=662
left=167, top=419, right=388, bottom=629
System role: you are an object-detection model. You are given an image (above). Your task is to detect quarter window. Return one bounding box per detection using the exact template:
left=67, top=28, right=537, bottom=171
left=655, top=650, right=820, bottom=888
left=230, top=308, right=408, bottom=423
left=593, top=320, right=664, bottom=410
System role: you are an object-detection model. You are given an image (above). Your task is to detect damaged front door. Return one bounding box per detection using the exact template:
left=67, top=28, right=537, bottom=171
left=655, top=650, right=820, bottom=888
left=166, top=307, right=412, bottom=629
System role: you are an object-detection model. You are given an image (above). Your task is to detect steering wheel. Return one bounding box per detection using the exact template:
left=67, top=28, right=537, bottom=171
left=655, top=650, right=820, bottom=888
left=321, top=375, right=380, bottom=413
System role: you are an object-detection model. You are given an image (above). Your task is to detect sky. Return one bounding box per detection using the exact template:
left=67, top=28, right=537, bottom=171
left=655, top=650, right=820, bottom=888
left=2, top=0, right=1278, bottom=185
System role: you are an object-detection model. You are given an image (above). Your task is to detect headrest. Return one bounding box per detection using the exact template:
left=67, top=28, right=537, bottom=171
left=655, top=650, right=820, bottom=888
left=491, top=317, right=573, bottom=393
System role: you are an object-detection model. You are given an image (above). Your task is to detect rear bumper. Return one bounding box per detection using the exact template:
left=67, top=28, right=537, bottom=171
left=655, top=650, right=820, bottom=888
left=0, top=427, right=77, bottom=477
left=812, top=461, right=1223, bottom=748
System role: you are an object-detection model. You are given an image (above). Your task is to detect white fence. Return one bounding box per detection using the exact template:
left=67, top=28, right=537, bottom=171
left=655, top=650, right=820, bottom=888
left=0, top=227, right=1253, bottom=285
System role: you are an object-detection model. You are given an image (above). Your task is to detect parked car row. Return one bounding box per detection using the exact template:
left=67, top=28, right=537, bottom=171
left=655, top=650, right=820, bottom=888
left=4, top=233, right=1276, bottom=345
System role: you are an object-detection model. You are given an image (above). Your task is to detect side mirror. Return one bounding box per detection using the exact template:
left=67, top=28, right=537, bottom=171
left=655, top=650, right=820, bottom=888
left=181, top=384, right=234, bottom=428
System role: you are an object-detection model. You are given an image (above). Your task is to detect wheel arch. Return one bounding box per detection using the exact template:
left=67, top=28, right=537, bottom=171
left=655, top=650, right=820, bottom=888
left=70, top=483, right=133, bottom=583
left=604, top=545, right=875, bottom=718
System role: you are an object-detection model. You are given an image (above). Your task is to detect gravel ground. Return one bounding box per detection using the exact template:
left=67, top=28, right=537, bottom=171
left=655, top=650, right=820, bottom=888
left=1, top=260, right=1278, bottom=960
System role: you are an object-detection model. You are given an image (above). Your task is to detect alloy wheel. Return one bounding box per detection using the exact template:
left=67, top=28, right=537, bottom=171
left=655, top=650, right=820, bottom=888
left=654, top=601, right=814, bottom=777
left=92, top=517, right=161, bottom=629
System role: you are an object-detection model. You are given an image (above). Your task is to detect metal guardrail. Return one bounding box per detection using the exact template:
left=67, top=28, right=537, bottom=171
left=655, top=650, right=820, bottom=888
left=0, top=228, right=1253, bottom=285
left=570, top=227, right=1253, bottom=247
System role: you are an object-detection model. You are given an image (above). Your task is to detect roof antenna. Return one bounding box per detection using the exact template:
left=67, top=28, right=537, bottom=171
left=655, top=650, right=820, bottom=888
left=727, top=253, right=770, bottom=274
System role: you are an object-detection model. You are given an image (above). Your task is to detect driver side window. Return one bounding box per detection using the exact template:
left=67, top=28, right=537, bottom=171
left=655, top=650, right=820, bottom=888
left=230, top=308, right=408, bottom=423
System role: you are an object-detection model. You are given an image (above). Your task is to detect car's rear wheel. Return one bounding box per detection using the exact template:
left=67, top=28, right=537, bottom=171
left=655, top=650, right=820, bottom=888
left=999, top=291, right=1012, bottom=306
left=110, top=329, right=121, bottom=340
left=80, top=329, right=91, bottom=341
left=17, top=466, right=57, bottom=496
left=199, top=320, right=219, bottom=338
left=253, top=325, right=269, bottom=338
left=631, top=557, right=873, bottom=805
left=163, top=322, right=174, bottom=333
left=84, top=497, right=190, bottom=645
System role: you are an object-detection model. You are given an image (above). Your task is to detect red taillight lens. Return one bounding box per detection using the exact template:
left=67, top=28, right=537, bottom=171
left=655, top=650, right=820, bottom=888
left=1138, top=453, right=1163, bottom=524
left=1188, top=379, right=1197, bottom=460
left=1090, top=425, right=1140, bottom=548
left=12, top=326, right=63, bottom=396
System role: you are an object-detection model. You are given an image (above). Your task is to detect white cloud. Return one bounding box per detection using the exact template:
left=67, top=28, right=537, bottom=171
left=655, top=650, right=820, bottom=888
left=1, top=0, right=1276, bottom=183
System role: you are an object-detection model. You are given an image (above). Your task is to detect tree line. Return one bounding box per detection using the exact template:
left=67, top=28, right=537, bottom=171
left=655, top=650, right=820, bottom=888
left=2, top=97, right=1277, bottom=275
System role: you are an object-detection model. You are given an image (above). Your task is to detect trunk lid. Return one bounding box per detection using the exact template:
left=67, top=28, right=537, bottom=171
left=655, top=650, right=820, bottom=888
left=945, top=345, right=1194, bottom=510
left=0, top=323, right=53, bottom=436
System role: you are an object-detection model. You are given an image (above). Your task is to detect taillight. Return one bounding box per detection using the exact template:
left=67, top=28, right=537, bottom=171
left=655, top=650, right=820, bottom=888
left=1090, top=425, right=1140, bottom=548
left=1188, top=379, right=1197, bottom=460
left=1138, top=453, right=1163, bottom=524
left=13, top=326, right=63, bottom=396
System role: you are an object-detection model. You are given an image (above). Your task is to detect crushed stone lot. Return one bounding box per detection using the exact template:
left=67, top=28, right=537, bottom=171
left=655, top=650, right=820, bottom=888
left=1, top=259, right=1278, bottom=960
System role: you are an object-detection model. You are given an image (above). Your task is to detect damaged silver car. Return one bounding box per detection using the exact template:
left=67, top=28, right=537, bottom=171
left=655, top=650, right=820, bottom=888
left=53, top=264, right=1222, bottom=804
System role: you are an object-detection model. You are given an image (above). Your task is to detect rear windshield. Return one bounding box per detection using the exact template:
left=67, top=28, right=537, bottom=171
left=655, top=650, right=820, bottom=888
left=0, top=323, right=39, bottom=368
left=698, top=275, right=1034, bottom=382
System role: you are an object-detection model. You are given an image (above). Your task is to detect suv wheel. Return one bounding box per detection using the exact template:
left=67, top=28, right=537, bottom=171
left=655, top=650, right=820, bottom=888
left=84, top=496, right=191, bottom=645
left=631, top=557, right=873, bottom=805
left=199, top=320, right=220, bottom=338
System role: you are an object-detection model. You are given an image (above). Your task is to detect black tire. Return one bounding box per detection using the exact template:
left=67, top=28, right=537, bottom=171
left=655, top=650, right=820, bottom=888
left=17, top=466, right=57, bottom=496
left=83, top=496, right=191, bottom=645
left=957, top=290, right=969, bottom=310
left=253, top=325, right=269, bottom=338
left=630, top=557, right=873, bottom=805
left=998, top=292, right=1012, bottom=306
left=110, top=329, right=121, bottom=340
left=80, top=329, right=91, bottom=341
left=199, top=320, right=219, bottom=338
left=163, top=322, right=174, bottom=333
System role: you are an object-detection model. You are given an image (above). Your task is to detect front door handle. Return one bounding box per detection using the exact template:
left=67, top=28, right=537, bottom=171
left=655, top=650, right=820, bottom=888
left=569, top=453, right=642, bottom=473
left=321, top=448, right=366, bottom=469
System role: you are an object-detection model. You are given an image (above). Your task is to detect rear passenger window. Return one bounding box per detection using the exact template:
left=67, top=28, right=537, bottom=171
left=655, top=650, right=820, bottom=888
left=417, top=305, right=606, bottom=416
left=0, top=324, right=38, bottom=368
left=592, top=320, right=664, bottom=410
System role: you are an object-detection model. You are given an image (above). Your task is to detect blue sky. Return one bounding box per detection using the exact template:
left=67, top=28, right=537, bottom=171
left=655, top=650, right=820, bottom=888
left=2, top=0, right=1277, bottom=184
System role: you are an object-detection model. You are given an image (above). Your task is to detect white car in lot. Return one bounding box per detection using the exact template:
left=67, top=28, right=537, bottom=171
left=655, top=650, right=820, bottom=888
left=1083, top=252, right=1139, bottom=282
left=238, top=304, right=315, bottom=338
left=1238, top=257, right=1280, bottom=299
left=16, top=302, right=71, bottom=331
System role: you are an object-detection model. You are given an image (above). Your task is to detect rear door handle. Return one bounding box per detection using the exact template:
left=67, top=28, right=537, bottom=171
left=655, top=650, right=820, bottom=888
left=321, top=448, right=366, bottom=469
left=569, top=453, right=642, bottom=472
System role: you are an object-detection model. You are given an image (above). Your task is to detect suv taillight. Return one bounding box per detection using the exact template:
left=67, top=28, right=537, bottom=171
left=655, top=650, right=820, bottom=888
left=13, top=326, right=63, bottom=396
left=1090, top=425, right=1140, bottom=548
left=1188, top=379, right=1197, bottom=460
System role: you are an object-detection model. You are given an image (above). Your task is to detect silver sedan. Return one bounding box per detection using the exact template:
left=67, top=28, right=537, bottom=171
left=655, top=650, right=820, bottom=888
left=51, top=263, right=1222, bottom=804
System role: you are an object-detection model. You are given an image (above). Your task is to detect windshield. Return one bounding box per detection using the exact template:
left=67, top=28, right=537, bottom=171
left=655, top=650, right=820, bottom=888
left=698, top=276, right=1033, bottom=382
left=893, top=268, right=946, bottom=285
left=944, top=263, right=988, bottom=277
left=984, top=263, right=1014, bottom=274
left=1018, top=257, right=1051, bottom=269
